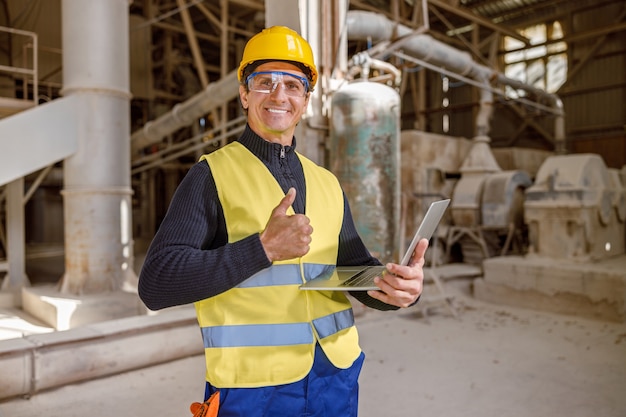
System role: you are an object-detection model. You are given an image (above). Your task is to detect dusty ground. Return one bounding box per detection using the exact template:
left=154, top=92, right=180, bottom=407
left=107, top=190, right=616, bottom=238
left=1, top=279, right=625, bottom=417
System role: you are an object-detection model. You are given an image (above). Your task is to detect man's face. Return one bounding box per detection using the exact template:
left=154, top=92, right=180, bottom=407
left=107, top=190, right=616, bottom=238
left=239, top=61, right=310, bottom=145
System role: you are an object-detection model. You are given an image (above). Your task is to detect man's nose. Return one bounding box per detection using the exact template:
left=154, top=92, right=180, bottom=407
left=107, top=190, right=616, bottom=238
left=269, top=82, right=288, bottom=97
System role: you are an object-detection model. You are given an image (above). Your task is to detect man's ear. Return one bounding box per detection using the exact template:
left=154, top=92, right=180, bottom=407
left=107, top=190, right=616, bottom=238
left=239, top=85, right=248, bottom=110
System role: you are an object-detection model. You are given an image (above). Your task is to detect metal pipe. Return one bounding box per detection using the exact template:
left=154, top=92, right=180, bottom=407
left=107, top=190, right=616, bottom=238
left=130, top=71, right=238, bottom=154
left=347, top=52, right=402, bottom=86
left=346, top=10, right=564, bottom=145
left=132, top=117, right=247, bottom=175
left=394, top=51, right=559, bottom=115
left=347, top=11, right=492, bottom=81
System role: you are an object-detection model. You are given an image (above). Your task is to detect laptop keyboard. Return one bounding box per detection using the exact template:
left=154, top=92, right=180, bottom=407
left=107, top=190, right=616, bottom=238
left=340, top=266, right=385, bottom=287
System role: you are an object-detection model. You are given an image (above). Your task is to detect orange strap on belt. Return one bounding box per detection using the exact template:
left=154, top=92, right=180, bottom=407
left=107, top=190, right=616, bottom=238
left=190, top=390, right=220, bottom=417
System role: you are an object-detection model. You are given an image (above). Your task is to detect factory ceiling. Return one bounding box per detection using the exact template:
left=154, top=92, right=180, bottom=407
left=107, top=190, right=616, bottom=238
left=127, top=0, right=608, bottom=103
left=122, top=0, right=624, bottom=158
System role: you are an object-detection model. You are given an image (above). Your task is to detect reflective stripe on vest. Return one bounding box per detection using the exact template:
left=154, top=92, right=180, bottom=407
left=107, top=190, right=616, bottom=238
left=200, top=307, right=355, bottom=348
left=201, top=322, right=314, bottom=347
left=313, top=309, right=355, bottom=339
left=236, top=263, right=336, bottom=288
left=196, top=142, right=361, bottom=388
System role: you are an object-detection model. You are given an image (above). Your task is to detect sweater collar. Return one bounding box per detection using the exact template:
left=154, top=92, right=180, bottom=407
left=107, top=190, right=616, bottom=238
left=237, top=125, right=297, bottom=164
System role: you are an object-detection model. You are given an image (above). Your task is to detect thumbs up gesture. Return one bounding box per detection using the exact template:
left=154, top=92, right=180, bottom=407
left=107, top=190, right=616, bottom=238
left=260, top=188, right=313, bottom=262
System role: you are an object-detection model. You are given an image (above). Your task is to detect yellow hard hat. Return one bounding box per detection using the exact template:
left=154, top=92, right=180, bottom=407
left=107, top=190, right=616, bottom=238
left=238, top=26, right=318, bottom=90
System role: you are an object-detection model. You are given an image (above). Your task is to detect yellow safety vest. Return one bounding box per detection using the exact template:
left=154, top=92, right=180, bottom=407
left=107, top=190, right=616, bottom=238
left=195, top=142, right=361, bottom=388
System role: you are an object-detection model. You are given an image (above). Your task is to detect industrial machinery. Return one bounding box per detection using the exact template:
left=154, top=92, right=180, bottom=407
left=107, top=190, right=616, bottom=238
left=525, top=153, right=626, bottom=261
left=447, top=137, right=533, bottom=264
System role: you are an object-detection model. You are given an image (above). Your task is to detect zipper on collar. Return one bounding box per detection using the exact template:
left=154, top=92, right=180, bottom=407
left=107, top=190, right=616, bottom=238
left=280, top=145, right=286, bottom=159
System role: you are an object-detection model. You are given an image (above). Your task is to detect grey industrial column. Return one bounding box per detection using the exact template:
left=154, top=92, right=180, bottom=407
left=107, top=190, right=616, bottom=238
left=59, top=0, right=134, bottom=294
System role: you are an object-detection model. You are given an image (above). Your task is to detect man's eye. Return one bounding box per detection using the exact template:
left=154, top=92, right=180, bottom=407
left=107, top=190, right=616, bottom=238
left=284, top=82, right=300, bottom=90
left=257, top=78, right=273, bottom=87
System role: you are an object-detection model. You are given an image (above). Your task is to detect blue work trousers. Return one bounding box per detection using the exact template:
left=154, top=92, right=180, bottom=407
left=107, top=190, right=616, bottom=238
left=204, top=344, right=365, bottom=417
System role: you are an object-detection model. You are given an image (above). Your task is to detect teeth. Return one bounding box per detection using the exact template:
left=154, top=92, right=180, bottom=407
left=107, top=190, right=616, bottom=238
left=267, top=108, right=287, bottom=114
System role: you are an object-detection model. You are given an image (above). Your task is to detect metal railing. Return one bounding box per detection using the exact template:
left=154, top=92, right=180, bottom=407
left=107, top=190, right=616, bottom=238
left=0, top=25, right=38, bottom=106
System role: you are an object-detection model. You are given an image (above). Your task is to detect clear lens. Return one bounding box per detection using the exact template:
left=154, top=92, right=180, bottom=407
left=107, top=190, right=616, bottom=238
left=246, top=71, right=309, bottom=97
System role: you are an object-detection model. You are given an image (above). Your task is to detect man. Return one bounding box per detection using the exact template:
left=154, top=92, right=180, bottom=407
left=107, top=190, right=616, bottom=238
left=138, top=26, right=427, bottom=417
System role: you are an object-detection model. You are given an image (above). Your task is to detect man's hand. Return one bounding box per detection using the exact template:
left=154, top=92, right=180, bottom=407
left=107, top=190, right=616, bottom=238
left=260, top=188, right=313, bottom=262
left=367, top=238, right=429, bottom=308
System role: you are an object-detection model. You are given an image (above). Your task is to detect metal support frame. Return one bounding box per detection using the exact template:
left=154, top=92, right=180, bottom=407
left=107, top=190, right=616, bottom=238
left=0, top=26, right=39, bottom=300
left=0, top=26, right=38, bottom=117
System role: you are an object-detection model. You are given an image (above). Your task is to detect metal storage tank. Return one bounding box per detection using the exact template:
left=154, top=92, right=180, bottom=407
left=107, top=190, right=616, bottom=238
left=329, top=81, right=401, bottom=263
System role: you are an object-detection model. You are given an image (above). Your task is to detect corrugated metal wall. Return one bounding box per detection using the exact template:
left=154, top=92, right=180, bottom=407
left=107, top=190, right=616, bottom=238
left=560, top=1, right=626, bottom=168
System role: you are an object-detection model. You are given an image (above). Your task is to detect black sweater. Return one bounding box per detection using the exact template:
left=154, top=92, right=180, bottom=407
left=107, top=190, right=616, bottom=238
left=138, top=125, right=397, bottom=311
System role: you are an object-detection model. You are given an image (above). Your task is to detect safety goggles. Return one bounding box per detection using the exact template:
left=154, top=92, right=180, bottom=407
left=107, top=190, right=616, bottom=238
left=245, top=71, right=310, bottom=97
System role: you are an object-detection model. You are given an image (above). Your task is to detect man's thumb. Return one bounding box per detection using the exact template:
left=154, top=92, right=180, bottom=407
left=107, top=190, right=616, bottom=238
left=273, top=187, right=296, bottom=216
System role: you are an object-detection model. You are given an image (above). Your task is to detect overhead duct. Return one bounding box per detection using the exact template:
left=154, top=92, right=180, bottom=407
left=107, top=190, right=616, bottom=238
left=346, top=11, right=493, bottom=82
left=345, top=10, right=565, bottom=147
left=130, top=71, right=239, bottom=155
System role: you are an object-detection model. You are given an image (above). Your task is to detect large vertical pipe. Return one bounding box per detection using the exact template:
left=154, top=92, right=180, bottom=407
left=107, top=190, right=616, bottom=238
left=59, top=0, right=134, bottom=294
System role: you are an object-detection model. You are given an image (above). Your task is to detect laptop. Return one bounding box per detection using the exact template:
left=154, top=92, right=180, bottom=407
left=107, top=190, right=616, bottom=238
left=299, top=199, right=450, bottom=291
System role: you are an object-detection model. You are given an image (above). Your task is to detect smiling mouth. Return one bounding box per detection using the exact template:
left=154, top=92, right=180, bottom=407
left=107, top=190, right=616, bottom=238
left=267, top=108, right=288, bottom=114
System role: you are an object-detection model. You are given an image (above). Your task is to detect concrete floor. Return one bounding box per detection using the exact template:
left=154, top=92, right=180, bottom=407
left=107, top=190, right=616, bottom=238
left=1, top=278, right=625, bottom=417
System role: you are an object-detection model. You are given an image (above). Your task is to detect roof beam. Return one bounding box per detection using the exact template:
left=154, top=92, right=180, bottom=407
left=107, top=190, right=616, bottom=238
left=428, top=0, right=530, bottom=45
